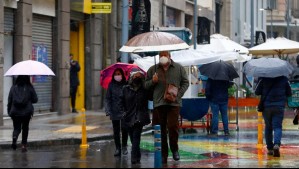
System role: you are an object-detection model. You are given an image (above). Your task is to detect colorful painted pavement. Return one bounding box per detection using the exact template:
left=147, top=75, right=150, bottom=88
left=140, top=107, right=299, bottom=168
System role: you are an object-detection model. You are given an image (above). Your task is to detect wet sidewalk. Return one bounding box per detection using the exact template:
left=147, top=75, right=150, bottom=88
left=0, top=110, right=114, bottom=148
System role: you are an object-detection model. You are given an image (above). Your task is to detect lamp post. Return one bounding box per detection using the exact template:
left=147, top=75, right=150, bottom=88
left=194, top=0, right=198, bottom=49
left=260, top=7, right=273, bottom=38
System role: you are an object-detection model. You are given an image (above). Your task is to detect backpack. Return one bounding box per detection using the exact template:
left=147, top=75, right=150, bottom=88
left=12, top=85, right=30, bottom=108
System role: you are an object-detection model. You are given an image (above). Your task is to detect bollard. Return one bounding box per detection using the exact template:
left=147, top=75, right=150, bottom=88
left=154, top=125, right=162, bottom=168
left=80, top=108, right=89, bottom=149
left=257, top=111, right=263, bottom=148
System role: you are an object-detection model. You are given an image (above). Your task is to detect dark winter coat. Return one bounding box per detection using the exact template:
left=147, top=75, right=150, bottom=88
left=120, top=84, right=151, bottom=128
left=105, top=81, right=127, bottom=120
left=70, top=61, right=80, bottom=87
left=255, top=76, right=292, bottom=109
left=7, top=84, right=38, bottom=117
left=205, top=79, right=233, bottom=104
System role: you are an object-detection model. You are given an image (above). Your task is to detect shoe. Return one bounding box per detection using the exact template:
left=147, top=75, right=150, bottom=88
left=173, top=152, right=180, bottom=161
left=114, top=149, right=121, bottom=157
left=208, top=133, right=218, bottom=137
left=131, top=159, right=141, bottom=165
left=122, top=147, right=128, bottom=155
left=21, top=145, right=27, bottom=153
left=273, top=145, right=280, bottom=157
left=224, top=132, right=230, bottom=136
left=72, top=109, right=78, bottom=113
left=267, top=150, right=274, bottom=156
left=11, top=144, right=17, bottom=150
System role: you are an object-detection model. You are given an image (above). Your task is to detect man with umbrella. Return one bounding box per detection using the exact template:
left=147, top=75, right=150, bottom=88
left=244, top=57, right=293, bottom=157
left=145, top=51, right=189, bottom=164
left=199, top=61, right=239, bottom=137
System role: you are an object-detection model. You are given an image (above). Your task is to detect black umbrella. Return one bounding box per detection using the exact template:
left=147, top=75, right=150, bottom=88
left=199, top=60, right=239, bottom=81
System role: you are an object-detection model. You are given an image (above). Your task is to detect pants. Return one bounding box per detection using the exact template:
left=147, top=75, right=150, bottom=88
left=210, top=102, right=229, bottom=134
left=70, top=86, right=78, bottom=110
left=263, top=107, right=284, bottom=150
left=112, top=120, right=128, bottom=149
left=128, top=123, right=143, bottom=162
left=12, top=116, right=31, bottom=145
left=155, top=106, right=180, bottom=160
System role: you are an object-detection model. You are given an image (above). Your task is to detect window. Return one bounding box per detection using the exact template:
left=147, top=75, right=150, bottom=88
left=268, top=0, right=277, bottom=9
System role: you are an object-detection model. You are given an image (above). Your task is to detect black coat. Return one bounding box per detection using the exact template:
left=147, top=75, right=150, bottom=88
left=120, top=85, right=151, bottom=128
left=70, top=61, right=80, bottom=87
left=105, top=81, right=127, bottom=120
left=7, top=84, right=38, bottom=117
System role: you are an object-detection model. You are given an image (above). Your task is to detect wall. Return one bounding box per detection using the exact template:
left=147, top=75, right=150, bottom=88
left=4, top=0, right=55, bottom=16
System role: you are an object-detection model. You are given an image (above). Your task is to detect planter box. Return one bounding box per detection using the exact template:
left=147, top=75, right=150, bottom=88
left=228, top=97, right=259, bottom=107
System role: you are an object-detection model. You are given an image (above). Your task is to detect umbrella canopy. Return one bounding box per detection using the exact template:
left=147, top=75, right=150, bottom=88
left=119, top=31, right=190, bottom=53
left=197, top=34, right=249, bottom=54
left=199, top=61, right=239, bottom=81
left=4, top=60, right=55, bottom=76
left=249, top=37, right=299, bottom=56
left=243, top=57, right=294, bottom=78
left=100, top=63, right=146, bottom=89
left=133, top=50, right=239, bottom=72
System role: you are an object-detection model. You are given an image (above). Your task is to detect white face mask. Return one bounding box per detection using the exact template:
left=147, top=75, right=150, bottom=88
left=159, top=57, right=169, bottom=65
left=114, top=75, right=123, bottom=82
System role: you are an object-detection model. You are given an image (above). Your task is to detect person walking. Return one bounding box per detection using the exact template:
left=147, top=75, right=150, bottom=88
left=255, top=76, right=292, bottom=157
left=205, top=79, right=233, bottom=136
left=70, top=54, right=81, bottom=113
left=7, top=75, right=38, bottom=152
left=145, top=51, right=189, bottom=164
left=120, top=68, right=151, bottom=165
left=105, top=68, right=129, bottom=157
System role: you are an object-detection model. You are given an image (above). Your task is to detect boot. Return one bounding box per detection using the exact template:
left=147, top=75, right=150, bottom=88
left=21, top=144, right=27, bottom=153
left=11, top=137, right=17, bottom=150
left=114, top=148, right=121, bottom=157
left=122, top=146, right=128, bottom=155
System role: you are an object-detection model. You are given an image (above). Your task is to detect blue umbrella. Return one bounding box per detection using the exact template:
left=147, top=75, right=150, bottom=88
left=243, top=57, right=294, bottom=78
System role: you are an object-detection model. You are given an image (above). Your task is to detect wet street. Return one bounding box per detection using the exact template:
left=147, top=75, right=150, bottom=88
left=0, top=108, right=299, bottom=168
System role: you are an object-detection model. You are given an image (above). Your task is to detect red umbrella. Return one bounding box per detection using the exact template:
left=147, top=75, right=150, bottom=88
left=100, top=63, right=146, bottom=89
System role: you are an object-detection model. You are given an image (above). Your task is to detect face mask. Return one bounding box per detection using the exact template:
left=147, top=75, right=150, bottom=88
left=159, top=57, right=169, bottom=65
left=114, top=75, right=123, bottom=82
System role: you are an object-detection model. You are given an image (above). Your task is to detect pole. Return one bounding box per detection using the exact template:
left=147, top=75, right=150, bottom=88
left=194, top=0, right=198, bottom=49
left=257, top=111, right=263, bottom=148
left=121, top=0, right=129, bottom=63
left=80, top=108, right=89, bottom=149
left=251, top=0, right=254, bottom=47
left=270, top=9, right=273, bottom=38
left=154, top=125, right=162, bottom=168
left=287, top=0, right=290, bottom=39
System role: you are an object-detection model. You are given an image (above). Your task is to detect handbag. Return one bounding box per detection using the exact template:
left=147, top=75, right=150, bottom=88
left=161, top=69, right=178, bottom=103
left=164, top=84, right=178, bottom=103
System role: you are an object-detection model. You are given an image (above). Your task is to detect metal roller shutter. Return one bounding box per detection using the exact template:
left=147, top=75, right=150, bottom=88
left=4, top=8, right=14, bottom=33
left=32, top=15, right=53, bottom=112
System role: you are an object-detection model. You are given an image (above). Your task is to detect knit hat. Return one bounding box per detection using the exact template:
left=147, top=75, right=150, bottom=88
left=130, top=68, right=144, bottom=78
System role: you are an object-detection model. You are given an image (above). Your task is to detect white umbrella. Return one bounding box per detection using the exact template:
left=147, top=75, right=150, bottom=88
left=4, top=60, right=55, bottom=76
left=249, top=37, right=299, bottom=57
left=197, top=34, right=249, bottom=54
left=133, top=50, right=239, bottom=72
left=119, top=31, right=190, bottom=53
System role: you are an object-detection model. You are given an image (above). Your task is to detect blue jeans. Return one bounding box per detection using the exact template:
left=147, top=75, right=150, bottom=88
left=210, top=102, right=229, bottom=134
left=262, top=107, right=284, bottom=150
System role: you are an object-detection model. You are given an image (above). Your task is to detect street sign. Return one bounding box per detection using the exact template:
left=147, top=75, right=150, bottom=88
left=91, top=3, right=112, bottom=14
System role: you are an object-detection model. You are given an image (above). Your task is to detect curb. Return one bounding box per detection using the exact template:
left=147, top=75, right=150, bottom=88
left=0, top=127, right=153, bottom=150
left=0, top=134, right=114, bottom=150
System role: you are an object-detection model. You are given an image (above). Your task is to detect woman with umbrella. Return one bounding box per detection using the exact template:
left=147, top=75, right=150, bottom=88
left=7, top=75, right=38, bottom=152
left=105, top=68, right=129, bottom=157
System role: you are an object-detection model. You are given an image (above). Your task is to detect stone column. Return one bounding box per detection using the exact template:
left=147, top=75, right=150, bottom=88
left=85, top=14, right=103, bottom=110
left=54, top=0, right=71, bottom=114
left=0, top=0, right=4, bottom=126
left=15, top=0, right=32, bottom=62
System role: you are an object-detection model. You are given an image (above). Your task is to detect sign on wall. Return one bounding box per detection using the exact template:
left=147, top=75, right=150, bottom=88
left=32, top=44, right=48, bottom=83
